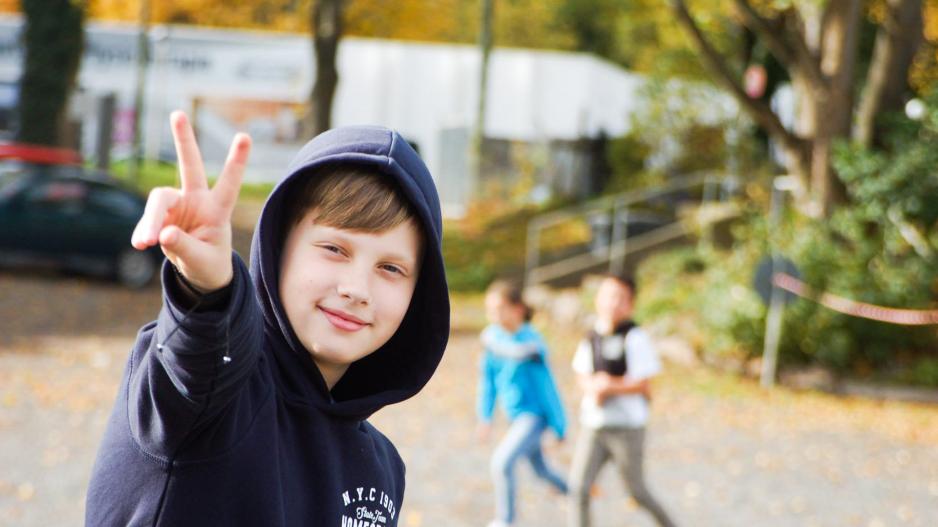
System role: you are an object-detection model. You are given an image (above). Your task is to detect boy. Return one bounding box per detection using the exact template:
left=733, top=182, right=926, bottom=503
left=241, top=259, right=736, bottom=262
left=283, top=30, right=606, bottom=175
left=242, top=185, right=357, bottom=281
left=85, top=112, right=450, bottom=526
left=568, top=274, right=676, bottom=527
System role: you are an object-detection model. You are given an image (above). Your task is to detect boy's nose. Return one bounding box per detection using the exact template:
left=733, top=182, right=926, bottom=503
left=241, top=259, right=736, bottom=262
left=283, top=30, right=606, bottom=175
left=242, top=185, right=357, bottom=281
left=336, top=278, right=370, bottom=305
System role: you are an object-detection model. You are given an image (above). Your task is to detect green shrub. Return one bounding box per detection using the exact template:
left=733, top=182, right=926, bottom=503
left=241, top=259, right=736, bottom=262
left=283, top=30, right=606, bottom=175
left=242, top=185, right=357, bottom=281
left=442, top=205, right=538, bottom=292
left=903, top=358, right=938, bottom=387
left=636, top=95, right=938, bottom=384
left=604, top=133, right=655, bottom=193
left=108, top=159, right=274, bottom=201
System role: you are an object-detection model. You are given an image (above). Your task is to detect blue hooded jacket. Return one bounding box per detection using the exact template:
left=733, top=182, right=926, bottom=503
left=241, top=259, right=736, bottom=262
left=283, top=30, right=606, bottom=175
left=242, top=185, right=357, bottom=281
left=85, top=127, right=450, bottom=526
left=476, top=323, right=567, bottom=439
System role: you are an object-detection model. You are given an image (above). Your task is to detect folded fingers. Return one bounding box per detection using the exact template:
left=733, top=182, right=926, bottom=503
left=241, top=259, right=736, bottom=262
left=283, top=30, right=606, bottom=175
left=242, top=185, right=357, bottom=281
left=131, top=187, right=181, bottom=249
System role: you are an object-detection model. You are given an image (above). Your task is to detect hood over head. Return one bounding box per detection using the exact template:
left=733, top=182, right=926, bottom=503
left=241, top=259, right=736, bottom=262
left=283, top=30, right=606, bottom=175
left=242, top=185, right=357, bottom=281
left=250, top=126, right=450, bottom=420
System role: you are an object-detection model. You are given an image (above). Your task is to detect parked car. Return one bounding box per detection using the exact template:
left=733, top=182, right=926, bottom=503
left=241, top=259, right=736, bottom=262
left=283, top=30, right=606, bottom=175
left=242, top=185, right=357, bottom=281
left=0, top=162, right=162, bottom=288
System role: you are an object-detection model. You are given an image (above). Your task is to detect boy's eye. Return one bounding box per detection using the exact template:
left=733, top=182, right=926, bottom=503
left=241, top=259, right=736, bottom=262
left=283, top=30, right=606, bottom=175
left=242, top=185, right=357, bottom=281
left=380, top=264, right=405, bottom=276
left=318, top=244, right=344, bottom=256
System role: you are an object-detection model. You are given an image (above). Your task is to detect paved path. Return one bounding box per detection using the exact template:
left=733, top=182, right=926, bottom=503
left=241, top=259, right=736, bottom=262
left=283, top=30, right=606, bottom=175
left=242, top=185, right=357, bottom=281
left=1, top=270, right=936, bottom=526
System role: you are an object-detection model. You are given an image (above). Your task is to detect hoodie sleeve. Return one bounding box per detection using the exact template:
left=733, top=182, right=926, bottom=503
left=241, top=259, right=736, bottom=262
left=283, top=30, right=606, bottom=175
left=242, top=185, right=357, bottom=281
left=126, top=253, right=263, bottom=458
left=538, top=364, right=567, bottom=440
left=531, top=334, right=567, bottom=440
left=476, top=351, right=498, bottom=423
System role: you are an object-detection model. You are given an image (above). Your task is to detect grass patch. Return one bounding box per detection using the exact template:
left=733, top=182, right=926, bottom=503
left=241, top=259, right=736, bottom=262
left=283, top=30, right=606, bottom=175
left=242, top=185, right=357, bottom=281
left=106, top=159, right=274, bottom=201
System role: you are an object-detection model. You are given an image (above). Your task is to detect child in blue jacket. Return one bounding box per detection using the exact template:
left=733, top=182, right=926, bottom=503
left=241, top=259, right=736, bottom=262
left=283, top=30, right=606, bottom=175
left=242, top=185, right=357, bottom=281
left=477, top=279, right=568, bottom=527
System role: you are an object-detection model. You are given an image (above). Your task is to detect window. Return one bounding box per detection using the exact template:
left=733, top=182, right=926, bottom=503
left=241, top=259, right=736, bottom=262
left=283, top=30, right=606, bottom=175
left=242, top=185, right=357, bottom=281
left=86, top=186, right=140, bottom=217
left=26, top=180, right=88, bottom=205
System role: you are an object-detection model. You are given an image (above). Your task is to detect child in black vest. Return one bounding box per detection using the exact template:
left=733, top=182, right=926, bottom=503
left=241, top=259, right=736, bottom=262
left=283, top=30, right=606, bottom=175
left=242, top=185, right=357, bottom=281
left=567, top=274, right=677, bottom=527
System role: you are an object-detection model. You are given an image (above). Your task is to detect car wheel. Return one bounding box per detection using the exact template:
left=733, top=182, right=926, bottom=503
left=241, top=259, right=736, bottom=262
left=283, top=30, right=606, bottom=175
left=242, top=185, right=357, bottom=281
left=115, top=249, right=157, bottom=289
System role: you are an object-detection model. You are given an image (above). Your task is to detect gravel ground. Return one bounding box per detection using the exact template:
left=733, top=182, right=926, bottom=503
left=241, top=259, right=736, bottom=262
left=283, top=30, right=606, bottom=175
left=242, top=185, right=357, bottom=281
left=1, top=261, right=937, bottom=526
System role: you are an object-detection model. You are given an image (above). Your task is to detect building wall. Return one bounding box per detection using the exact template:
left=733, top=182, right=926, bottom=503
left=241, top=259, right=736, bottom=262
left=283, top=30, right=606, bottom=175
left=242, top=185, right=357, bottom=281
left=0, top=16, right=722, bottom=214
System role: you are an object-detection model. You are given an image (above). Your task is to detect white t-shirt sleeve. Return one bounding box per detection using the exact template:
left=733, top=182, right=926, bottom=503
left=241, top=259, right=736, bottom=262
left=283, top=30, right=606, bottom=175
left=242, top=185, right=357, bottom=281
left=625, top=328, right=661, bottom=380
left=571, top=340, right=593, bottom=374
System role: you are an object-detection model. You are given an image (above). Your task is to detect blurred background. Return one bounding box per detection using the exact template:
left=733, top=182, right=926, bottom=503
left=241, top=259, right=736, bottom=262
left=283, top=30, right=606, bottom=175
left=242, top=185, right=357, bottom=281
left=0, top=0, right=937, bottom=525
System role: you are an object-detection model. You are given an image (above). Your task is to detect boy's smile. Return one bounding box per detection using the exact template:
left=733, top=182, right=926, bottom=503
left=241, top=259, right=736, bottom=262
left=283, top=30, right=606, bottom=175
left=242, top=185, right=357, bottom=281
left=319, top=305, right=370, bottom=331
left=279, top=215, right=422, bottom=389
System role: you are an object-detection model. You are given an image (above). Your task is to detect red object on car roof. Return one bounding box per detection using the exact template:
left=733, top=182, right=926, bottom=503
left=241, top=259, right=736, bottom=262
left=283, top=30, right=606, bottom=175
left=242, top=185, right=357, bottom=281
left=0, top=142, right=82, bottom=165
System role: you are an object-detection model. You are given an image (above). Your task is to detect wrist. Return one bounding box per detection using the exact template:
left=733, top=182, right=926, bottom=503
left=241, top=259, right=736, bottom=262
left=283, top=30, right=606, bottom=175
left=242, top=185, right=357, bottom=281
left=176, top=259, right=233, bottom=294
left=174, top=263, right=233, bottom=295
left=189, top=273, right=233, bottom=294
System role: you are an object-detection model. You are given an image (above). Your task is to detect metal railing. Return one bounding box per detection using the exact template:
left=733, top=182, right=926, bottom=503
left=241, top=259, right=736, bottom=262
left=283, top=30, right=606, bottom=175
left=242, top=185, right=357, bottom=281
left=524, top=172, right=740, bottom=285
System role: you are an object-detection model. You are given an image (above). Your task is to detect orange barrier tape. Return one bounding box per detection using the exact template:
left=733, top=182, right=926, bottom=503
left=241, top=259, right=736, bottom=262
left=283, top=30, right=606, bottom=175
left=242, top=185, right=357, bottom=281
left=773, top=273, right=938, bottom=325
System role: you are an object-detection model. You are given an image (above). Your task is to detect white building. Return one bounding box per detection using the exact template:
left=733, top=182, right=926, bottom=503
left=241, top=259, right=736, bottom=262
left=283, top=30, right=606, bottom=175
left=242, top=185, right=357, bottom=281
left=0, top=16, right=737, bottom=214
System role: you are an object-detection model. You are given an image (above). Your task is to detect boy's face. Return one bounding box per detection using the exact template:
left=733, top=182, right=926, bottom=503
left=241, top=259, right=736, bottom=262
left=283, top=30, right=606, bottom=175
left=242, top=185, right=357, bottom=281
left=595, top=277, right=633, bottom=324
left=279, top=211, right=422, bottom=383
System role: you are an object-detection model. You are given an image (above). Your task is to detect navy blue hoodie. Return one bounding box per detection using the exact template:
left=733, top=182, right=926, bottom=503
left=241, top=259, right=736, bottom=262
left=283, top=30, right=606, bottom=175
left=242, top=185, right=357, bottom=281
left=85, top=127, right=450, bottom=526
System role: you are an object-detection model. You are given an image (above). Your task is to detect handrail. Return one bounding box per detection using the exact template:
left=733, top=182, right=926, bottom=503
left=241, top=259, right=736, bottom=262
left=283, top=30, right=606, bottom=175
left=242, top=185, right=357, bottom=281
left=528, top=171, right=718, bottom=231
left=525, top=172, right=736, bottom=286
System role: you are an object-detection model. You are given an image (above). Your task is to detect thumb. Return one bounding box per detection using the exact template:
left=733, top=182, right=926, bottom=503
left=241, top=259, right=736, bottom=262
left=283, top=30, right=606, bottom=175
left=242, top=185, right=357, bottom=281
left=159, top=225, right=209, bottom=270
left=159, top=226, right=232, bottom=292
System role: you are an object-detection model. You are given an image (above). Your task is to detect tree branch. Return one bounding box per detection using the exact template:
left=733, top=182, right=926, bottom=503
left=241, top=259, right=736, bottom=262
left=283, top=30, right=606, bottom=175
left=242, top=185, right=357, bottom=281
left=671, top=0, right=806, bottom=158
left=780, top=8, right=828, bottom=90
left=733, top=1, right=795, bottom=66
left=733, top=0, right=826, bottom=90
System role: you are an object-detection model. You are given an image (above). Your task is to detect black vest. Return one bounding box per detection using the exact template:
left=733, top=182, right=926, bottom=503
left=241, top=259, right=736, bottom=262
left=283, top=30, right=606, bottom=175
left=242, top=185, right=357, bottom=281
left=588, top=320, right=635, bottom=376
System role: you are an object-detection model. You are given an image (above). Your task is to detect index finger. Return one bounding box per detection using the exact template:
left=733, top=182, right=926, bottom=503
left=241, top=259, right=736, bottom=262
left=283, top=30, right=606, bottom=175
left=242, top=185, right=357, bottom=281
left=170, top=111, right=208, bottom=193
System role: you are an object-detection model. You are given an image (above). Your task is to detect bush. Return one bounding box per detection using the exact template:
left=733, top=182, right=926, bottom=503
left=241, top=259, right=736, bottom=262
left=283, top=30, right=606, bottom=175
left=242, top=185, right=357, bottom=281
left=635, top=97, right=938, bottom=384
left=442, top=203, right=538, bottom=292
left=603, top=133, right=655, bottom=193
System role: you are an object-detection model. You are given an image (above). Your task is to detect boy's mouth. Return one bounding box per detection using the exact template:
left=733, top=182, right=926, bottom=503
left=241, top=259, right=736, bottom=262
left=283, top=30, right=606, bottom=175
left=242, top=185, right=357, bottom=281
left=318, top=306, right=369, bottom=332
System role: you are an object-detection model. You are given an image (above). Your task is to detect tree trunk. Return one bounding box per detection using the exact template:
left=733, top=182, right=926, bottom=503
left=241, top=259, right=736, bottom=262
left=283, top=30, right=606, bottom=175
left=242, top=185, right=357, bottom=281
left=16, top=0, right=85, bottom=146
left=469, top=0, right=494, bottom=184
left=306, top=0, right=343, bottom=138
left=807, top=0, right=861, bottom=215
left=854, top=0, right=923, bottom=147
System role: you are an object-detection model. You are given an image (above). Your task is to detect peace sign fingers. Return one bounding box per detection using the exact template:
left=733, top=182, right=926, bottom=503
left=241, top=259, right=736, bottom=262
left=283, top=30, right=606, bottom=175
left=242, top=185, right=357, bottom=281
left=212, top=132, right=252, bottom=213
left=170, top=111, right=209, bottom=193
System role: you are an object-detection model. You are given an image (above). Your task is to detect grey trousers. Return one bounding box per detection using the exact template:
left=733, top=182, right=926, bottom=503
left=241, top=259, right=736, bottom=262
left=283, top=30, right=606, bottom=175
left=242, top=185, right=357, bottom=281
left=568, top=426, right=676, bottom=527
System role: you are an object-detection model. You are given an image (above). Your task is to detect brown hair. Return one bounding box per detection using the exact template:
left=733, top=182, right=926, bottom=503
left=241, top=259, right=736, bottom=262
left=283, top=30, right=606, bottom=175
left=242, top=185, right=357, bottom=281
left=604, top=272, right=636, bottom=296
left=486, top=279, right=533, bottom=322
left=282, top=163, right=418, bottom=234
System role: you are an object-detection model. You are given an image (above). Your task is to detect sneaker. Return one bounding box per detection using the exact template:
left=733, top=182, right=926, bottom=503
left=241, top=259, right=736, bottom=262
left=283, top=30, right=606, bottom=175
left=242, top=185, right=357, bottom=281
left=486, top=521, right=510, bottom=527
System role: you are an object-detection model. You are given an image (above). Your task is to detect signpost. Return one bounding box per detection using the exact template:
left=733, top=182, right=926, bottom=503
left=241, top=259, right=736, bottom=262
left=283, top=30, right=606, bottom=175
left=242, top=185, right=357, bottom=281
left=757, top=176, right=799, bottom=388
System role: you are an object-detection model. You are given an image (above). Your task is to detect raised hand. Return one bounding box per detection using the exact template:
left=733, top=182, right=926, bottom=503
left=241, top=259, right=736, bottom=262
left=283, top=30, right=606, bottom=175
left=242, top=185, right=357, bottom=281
left=130, top=111, right=252, bottom=293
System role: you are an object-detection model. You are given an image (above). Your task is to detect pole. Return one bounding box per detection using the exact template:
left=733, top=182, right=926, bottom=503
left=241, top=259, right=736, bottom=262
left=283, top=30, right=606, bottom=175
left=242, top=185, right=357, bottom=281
left=130, top=0, right=150, bottom=187
left=699, top=175, right=716, bottom=251
left=525, top=220, right=540, bottom=287
left=609, top=201, right=627, bottom=275
left=469, top=0, right=494, bottom=189
left=760, top=176, right=791, bottom=388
